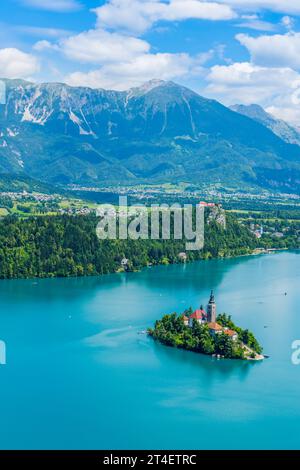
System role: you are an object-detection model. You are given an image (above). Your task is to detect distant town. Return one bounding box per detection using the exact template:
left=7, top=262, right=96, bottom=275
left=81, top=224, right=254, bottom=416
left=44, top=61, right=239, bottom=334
left=67, top=182, right=300, bottom=210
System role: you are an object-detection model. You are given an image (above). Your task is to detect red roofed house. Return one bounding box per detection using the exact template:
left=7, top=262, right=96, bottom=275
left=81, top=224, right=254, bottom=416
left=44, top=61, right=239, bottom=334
left=207, top=322, right=223, bottom=336
left=189, top=306, right=207, bottom=327
left=223, top=329, right=238, bottom=341
left=199, top=202, right=216, bottom=208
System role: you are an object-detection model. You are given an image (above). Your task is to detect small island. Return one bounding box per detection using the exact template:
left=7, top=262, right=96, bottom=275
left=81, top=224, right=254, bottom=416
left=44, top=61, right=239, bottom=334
left=148, top=291, right=263, bottom=361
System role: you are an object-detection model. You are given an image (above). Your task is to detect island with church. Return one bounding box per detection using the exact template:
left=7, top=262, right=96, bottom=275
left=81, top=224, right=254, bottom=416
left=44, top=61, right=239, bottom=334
left=148, top=291, right=264, bottom=360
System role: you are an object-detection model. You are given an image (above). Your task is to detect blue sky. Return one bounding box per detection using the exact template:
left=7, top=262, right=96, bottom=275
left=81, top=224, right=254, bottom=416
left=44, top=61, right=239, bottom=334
left=1, top=1, right=300, bottom=124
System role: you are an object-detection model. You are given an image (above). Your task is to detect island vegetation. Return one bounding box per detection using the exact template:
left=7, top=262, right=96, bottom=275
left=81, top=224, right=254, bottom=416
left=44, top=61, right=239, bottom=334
left=148, top=312, right=263, bottom=361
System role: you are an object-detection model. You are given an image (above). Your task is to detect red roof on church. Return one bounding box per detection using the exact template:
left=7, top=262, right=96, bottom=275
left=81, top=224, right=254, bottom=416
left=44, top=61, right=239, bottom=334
left=190, top=309, right=207, bottom=320
left=207, top=322, right=223, bottom=331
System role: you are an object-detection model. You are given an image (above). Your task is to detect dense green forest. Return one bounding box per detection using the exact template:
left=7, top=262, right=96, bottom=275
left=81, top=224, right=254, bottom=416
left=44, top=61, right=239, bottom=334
left=148, top=312, right=262, bottom=360
left=0, top=212, right=256, bottom=279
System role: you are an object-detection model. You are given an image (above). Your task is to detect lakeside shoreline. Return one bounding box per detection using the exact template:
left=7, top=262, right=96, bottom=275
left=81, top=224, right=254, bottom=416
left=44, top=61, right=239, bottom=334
left=0, top=246, right=296, bottom=283
left=149, top=331, right=265, bottom=362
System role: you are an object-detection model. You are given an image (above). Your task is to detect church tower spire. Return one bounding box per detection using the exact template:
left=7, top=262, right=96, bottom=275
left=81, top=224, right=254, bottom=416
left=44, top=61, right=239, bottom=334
left=207, top=290, right=217, bottom=323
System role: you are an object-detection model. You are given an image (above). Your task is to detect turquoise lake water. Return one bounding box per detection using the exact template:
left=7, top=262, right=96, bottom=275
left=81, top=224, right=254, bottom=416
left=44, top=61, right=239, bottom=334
left=0, top=251, right=300, bottom=450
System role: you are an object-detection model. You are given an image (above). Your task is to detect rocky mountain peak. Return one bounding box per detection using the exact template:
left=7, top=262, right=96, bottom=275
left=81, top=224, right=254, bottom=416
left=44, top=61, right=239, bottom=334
left=231, top=103, right=300, bottom=146
left=1, top=78, right=300, bottom=192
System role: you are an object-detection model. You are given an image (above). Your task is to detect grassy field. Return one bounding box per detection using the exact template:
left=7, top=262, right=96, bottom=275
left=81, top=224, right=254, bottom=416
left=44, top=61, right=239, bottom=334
left=0, top=197, right=99, bottom=218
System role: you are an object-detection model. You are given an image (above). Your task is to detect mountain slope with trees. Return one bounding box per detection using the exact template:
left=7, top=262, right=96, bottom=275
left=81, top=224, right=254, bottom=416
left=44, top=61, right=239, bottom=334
left=1, top=79, right=300, bottom=192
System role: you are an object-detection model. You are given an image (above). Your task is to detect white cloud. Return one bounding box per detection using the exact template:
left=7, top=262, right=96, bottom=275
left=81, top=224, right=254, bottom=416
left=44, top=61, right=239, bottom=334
left=205, top=61, right=300, bottom=125
left=218, top=1, right=300, bottom=15
left=0, top=48, right=39, bottom=79
left=266, top=105, right=300, bottom=126
left=16, top=25, right=73, bottom=38
left=20, top=0, right=82, bottom=12
left=65, top=52, right=205, bottom=90
left=60, top=29, right=150, bottom=63
left=94, top=0, right=236, bottom=34
left=281, top=16, right=295, bottom=31
left=235, top=14, right=276, bottom=31
left=42, top=7, right=214, bottom=89
left=33, top=40, right=60, bottom=52
left=237, top=32, right=300, bottom=69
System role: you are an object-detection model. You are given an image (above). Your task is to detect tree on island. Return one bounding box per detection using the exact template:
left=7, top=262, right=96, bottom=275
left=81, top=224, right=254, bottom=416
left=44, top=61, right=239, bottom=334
left=148, top=310, right=262, bottom=360
left=217, top=313, right=262, bottom=354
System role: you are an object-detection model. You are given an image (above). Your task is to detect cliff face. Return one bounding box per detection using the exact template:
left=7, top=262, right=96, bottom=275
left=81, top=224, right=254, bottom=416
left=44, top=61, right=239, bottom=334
left=208, top=206, right=226, bottom=229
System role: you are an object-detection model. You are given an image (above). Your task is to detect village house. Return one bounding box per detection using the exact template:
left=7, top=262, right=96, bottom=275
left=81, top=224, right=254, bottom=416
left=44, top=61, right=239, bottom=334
left=223, top=329, right=238, bottom=341
left=207, top=322, right=223, bottom=336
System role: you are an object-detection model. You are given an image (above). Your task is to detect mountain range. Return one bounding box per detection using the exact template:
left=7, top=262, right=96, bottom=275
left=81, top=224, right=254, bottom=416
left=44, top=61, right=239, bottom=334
left=230, top=104, right=300, bottom=147
left=1, top=78, right=300, bottom=193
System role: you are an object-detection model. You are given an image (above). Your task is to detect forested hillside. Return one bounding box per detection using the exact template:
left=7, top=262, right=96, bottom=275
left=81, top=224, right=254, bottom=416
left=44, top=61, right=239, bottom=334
left=0, top=213, right=256, bottom=279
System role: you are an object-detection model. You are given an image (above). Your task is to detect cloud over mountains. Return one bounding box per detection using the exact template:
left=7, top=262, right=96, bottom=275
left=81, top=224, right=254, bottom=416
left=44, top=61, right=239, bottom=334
left=2, top=0, right=300, bottom=125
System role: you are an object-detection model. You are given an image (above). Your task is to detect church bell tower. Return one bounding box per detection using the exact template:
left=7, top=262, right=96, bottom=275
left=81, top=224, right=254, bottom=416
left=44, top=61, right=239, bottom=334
left=207, top=290, right=217, bottom=323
